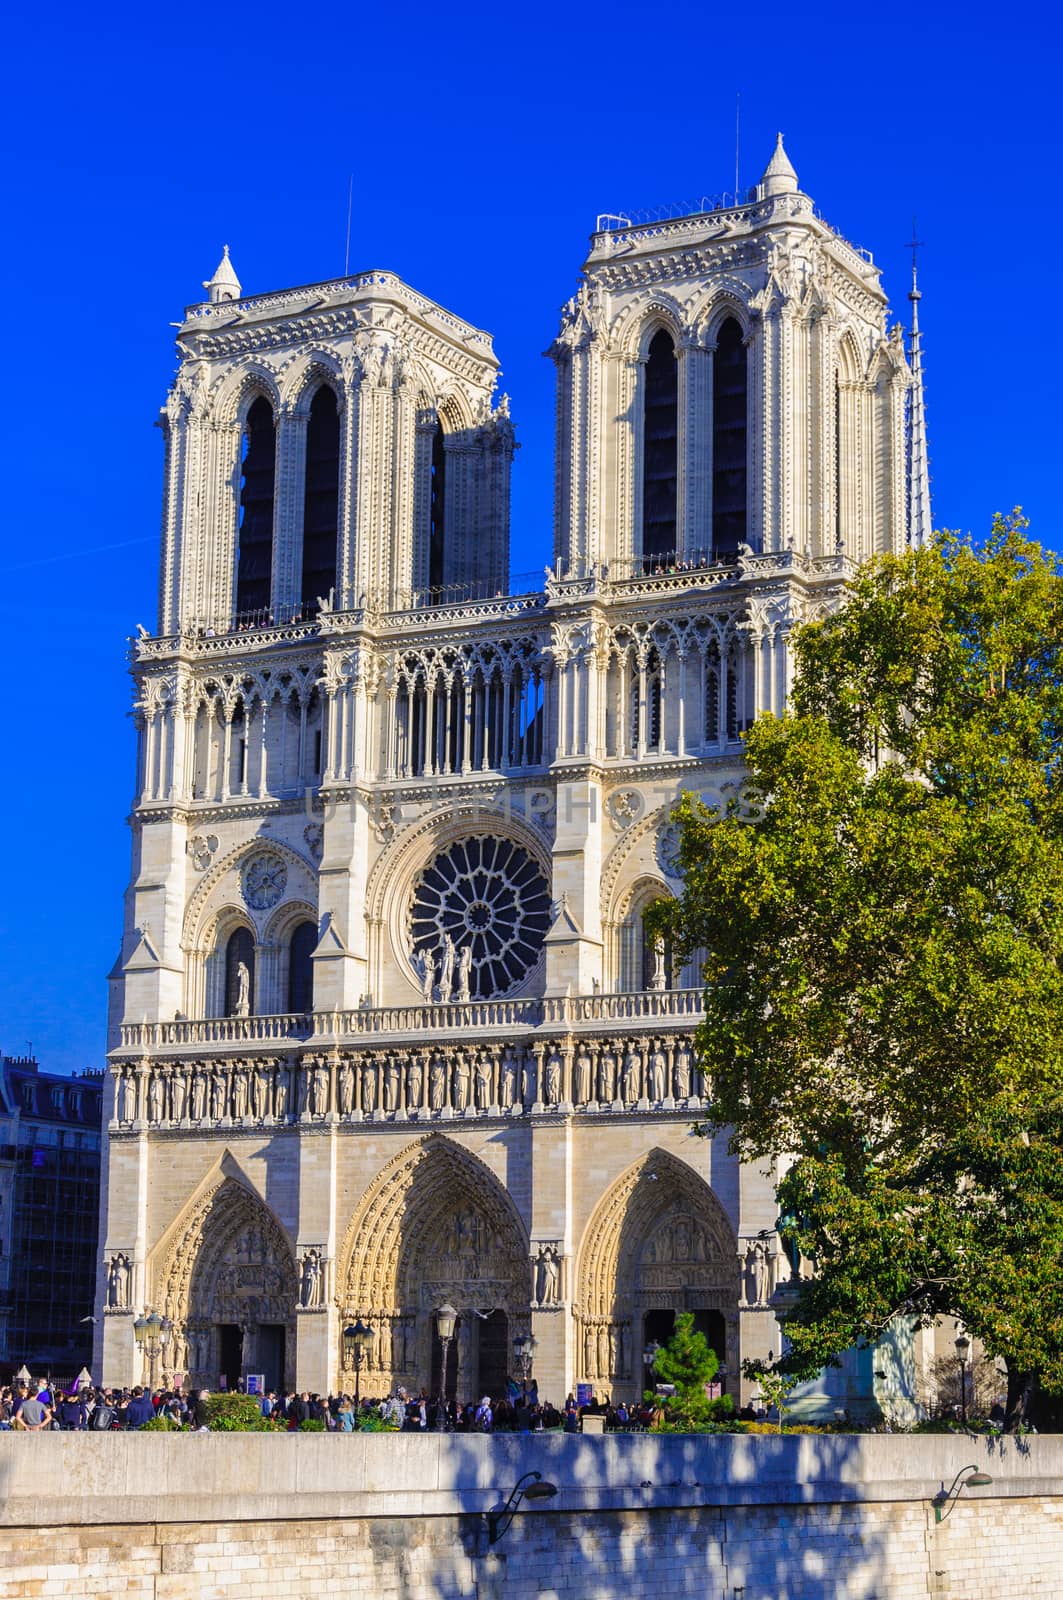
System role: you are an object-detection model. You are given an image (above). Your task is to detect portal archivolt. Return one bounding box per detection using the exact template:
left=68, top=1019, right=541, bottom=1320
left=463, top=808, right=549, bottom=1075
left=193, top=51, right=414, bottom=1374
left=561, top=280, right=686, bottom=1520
left=574, top=1148, right=740, bottom=1391
left=152, top=1175, right=297, bottom=1389
left=338, top=1135, right=530, bottom=1394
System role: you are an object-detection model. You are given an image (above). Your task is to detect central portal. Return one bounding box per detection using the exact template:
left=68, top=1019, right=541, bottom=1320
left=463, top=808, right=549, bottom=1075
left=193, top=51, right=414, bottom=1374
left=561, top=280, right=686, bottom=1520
left=340, top=1137, right=531, bottom=1399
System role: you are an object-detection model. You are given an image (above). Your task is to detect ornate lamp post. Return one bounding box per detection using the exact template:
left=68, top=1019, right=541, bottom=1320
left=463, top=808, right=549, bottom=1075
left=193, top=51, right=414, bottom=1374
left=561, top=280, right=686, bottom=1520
left=513, top=1332, right=537, bottom=1398
left=955, top=1333, right=971, bottom=1427
left=133, top=1311, right=172, bottom=1389
left=342, top=1320, right=374, bottom=1411
left=643, top=1340, right=661, bottom=1390
left=436, top=1303, right=458, bottom=1410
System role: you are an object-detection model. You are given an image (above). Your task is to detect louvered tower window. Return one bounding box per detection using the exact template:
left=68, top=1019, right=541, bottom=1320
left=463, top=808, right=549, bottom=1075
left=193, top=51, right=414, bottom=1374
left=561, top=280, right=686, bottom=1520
left=301, top=387, right=340, bottom=611
left=236, top=397, right=276, bottom=617
left=712, top=318, right=747, bottom=558
left=429, top=422, right=447, bottom=595
left=642, top=330, right=678, bottom=567
left=288, top=921, right=316, bottom=1013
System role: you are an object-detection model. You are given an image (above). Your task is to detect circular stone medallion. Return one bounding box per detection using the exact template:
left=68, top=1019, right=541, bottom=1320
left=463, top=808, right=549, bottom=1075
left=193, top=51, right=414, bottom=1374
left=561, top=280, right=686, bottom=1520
left=242, top=850, right=288, bottom=910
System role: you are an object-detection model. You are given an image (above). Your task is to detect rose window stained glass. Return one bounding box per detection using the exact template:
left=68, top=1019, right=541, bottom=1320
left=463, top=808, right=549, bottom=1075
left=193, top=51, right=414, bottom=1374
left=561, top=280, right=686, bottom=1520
left=409, top=836, right=551, bottom=999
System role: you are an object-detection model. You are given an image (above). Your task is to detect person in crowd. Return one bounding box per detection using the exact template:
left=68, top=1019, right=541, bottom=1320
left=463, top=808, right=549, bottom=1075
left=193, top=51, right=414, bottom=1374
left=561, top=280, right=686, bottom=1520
left=57, top=1389, right=88, bottom=1430
left=124, top=1386, right=156, bottom=1429
left=12, top=1384, right=53, bottom=1431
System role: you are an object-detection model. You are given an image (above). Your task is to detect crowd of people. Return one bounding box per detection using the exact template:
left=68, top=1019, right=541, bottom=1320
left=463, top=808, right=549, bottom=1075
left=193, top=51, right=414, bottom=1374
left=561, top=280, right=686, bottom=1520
left=0, top=1376, right=688, bottom=1433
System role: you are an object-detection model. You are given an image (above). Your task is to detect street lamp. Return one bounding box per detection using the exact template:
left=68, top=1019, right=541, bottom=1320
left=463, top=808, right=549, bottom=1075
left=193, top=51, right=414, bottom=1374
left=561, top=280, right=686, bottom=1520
left=513, top=1332, right=537, bottom=1397
left=955, top=1334, right=971, bottom=1427
left=932, top=1464, right=993, bottom=1523
left=342, top=1320, right=374, bottom=1411
left=643, top=1340, right=661, bottom=1388
left=483, top=1471, right=558, bottom=1548
left=132, top=1311, right=172, bottom=1389
left=436, top=1303, right=458, bottom=1411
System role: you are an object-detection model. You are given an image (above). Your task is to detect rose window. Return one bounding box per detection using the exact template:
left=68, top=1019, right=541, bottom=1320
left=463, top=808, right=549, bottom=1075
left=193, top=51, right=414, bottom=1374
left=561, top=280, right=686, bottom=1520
left=409, top=836, right=551, bottom=999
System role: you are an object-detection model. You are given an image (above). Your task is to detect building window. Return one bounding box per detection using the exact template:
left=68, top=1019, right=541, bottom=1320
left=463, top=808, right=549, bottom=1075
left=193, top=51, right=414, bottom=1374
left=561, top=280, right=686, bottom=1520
left=224, top=927, right=255, bottom=1017
left=712, top=318, right=747, bottom=558
left=429, top=421, right=447, bottom=596
left=236, top=396, right=276, bottom=620
left=301, top=387, right=340, bottom=612
left=642, top=329, right=678, bottom=567
left=288, top=921, right=316, bottom=1014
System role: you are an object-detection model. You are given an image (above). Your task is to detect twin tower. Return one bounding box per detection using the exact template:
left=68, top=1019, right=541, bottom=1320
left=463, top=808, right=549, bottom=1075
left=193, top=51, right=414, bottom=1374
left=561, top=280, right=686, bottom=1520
left=158, top=135, right=919, bottom=645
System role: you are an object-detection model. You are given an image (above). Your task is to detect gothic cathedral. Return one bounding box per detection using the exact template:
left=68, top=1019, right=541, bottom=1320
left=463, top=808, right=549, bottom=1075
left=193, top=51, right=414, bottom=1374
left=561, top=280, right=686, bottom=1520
left=97, top=138, right=928, bottom=1408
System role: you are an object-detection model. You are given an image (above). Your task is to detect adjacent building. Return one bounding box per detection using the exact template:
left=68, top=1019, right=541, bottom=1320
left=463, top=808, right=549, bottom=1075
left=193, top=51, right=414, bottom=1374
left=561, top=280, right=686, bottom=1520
left=0, top=1055, right=104, bottom=1377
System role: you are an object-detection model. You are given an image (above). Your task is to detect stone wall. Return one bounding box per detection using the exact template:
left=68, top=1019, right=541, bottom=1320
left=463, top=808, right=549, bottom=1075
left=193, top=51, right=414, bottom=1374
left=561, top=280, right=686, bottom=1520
left=1, top=1434, right=1061, bottom=1599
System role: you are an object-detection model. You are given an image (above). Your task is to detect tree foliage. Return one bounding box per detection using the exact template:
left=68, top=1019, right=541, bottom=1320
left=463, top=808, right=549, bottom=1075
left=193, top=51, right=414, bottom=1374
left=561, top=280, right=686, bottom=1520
left=653, top=515, right=1063, bottom=1428
left=647, top=1311, right=731, bottom=1431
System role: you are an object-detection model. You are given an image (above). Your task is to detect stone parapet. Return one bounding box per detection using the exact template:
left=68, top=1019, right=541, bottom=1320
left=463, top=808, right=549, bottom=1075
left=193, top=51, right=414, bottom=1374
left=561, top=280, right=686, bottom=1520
left=0, top=1433, right=1059, bottom=1529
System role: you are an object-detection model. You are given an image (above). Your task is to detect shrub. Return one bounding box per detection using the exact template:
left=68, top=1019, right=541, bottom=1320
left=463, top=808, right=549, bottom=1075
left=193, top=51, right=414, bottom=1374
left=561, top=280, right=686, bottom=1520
left=139, top=1414, right=182, bottom=1432
left=203, top=1393, right=273, bottom=1432
left=299, top=1418, right=327, bottom=1432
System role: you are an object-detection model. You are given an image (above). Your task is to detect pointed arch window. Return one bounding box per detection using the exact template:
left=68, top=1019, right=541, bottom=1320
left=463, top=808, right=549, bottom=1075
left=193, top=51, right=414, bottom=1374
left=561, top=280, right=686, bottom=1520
left=287, top=920, right=316, bottom=1014
left=429, top=421, right=447, bottom=596
left=223, top=927, right=255, bottom=1017
left=712, top=318, right=747, bottom=558
left=236, top=397, right=276, bottom=619
left=301, top=386, right=340, bottom=612
left=642, top=329, right=678, bottom=567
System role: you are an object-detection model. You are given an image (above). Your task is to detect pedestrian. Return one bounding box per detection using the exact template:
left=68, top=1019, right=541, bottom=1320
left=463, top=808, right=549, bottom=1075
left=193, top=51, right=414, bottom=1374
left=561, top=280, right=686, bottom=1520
left=13, top=1385, right=53, bottom=1431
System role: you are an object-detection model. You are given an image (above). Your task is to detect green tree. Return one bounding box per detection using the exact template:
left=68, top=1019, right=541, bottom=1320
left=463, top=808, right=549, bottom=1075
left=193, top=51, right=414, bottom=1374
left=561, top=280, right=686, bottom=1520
left=648, top=1312, right=731, bottom=1430
left=652, top=515, right=1063, bottom=1430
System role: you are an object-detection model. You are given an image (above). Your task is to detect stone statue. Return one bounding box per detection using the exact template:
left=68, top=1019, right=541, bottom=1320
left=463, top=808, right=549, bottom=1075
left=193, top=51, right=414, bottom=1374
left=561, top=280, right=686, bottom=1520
left=418, top=946, right=436, bottom=1004
left=584, top=1323, right=596, bottom=1378
left=384, top=1058, right=400, bottom=1112
left=362, top=1061, right=377, bottom=1114
left=234, top=960, right=251, bottom=1018
left=648, top=1046, right=667, bottom=1102
left=536, top=1244, right=561, bottom=1305
left=452, top=1056, right=470, bottom=1112
left=170, top=1069, right=187, bottom=1122
left=106, top=1254, right=129, bottom=1308
left=430, top=1057, right=446, bottom=1110
left=406, top=1056, right=423, bottom=1110
left=456, top=943, right=473, bottom=1003
left=597, top=1052, right=615, bottom=1103
left=252, top=1063, right=270, bottom=1120
left=752, top=1241, right=769, bottom=1304
left=274, top=1065, right=289, bottom=1120
left=439, top=935, right=456, bottom=1003
left=210, top=1068, right=226, bottom=1122
left=522, top=1053, right=538, bottom=1106
left=575, top=1051, right=592, bottom=1105
left=300, top=1250, right=322, bottom=1309
left=499, top=1047, right=516, bottom=1107
left=473, top=1055, right=490, bottom=1108
left=649, top=940, right=666, bottom=991
left=338, top=1060, right=355, bottom=1115
left=544, top=1052, right=561, bottom=1105
left=190, top=1069, right=206, bottom=1122
left=622, top=1048, right=641, bottom=1104
left=232, top=1066, right=248, bottom=1120
left=312, top=1062, right=330, bottom=1116
left=119, top=1070, right=138, bottom=1123
left=673, top=1045, right=691, bottom=1100
left=147, top=1073, right=163, bottom=1122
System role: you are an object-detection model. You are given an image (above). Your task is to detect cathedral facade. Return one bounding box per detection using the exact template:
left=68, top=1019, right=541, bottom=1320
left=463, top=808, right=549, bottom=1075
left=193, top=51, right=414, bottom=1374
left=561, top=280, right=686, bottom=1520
left=96, top=138, right=923, bottom=1406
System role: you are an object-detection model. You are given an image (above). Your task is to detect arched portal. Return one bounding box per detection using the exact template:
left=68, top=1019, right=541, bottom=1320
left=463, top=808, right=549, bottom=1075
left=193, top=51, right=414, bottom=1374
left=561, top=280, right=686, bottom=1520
left=339, top=1136, right=529, bottom=1399
left=575, top=1149, right=740, bottom=1396
left=152, top=1177, right=297, bottom=1393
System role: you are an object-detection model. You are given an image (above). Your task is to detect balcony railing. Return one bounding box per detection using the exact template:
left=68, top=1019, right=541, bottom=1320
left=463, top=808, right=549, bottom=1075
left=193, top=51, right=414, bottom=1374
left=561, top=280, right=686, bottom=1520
left=115, top=989, right=704, bottom=1052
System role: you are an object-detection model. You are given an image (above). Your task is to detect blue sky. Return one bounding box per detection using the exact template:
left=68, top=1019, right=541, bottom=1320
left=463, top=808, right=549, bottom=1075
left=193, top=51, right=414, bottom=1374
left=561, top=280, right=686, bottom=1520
left=1, top=0, right=1059, bottom=1074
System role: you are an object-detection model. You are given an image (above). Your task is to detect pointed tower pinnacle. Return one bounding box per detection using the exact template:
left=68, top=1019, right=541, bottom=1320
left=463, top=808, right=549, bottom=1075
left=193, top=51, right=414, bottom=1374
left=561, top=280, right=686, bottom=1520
left=760, top=132, right=799, bottom=197
left=906, top=233, right=933, bottom=549
left=203, top=244, right=242, bottom=305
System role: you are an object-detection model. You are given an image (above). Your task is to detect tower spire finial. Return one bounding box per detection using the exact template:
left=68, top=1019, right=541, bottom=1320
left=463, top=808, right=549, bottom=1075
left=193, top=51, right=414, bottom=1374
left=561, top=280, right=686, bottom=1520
left=760, top=132, right=799, bottom=197
left=203, top=244, right=242, bottom=305
left=905, top=220, right=932, bottom=549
